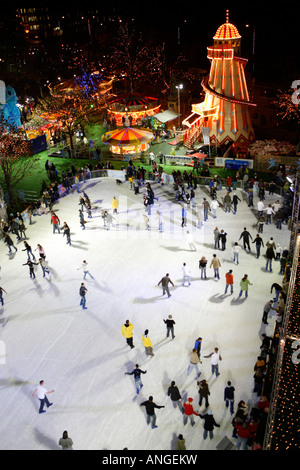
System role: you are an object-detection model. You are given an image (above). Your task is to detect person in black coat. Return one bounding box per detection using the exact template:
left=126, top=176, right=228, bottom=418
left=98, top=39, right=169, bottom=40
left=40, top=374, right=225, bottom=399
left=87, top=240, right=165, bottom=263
left=199, top=409, right=220, bottom=439
left=163, top=315, right=175, bottom=338
left=167, top=381, right=183, bottom=412
left=140, top=396, right=164, bottom=429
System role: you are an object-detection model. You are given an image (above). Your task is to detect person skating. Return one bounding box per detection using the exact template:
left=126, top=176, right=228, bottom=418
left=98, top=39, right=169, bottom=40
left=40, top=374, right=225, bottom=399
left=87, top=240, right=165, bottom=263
left=194, top=337, right=203, bottom=361
left=61, top=222, right=71, bottom=245
left=35, top=244, right=46, bottom=259
left=77, top=260, right=94, bottom=280
left=79, top=210, right=86, bottom=230
left=59, top=431, right=74, bottom=450
left=204, top=347, right=222, bottom=377
left=252, top=234, right=264, bottom=259
left=23, top=259, right=39, bottom=279
left=50, top=211, right=60, bottom=234
left=167, top=381, right=184, bottom=412
left=38, top=258, right=50, bottom=278
left=239, top=227, right=253, bottom=253
left=32, top=380, right=55, bottom=414
left=22, top=241, right=35, bottom=261
left=232, top=242, right=241, bottom=265
left=262, top=300, right=276, bottom=325
left=210, top=254, right=221, bottom=280
left=112, top=196, right=119, bottom=214
left=125, top=364, right=147, bottom=394
left=3, top=234, right=18, bottom=253
left=163, top=315, right=175, bottom=339
left=181, top=262, right=192, bottom=286
left=176, top=434, right=186, bottom=450
left=141, top=330, right=154, bottom=357
left=219, top=230, right=227, bottom=251
left=265, top=246, right=275, bottom=272
left=225, top=269, right=234, bottom=294
left=122, top=320, right=135, bottom=349
left=79, top=283, right=88, bottom=309
left=199, top=256, right=208, bottom=279
left=183, top=397, right=199, bottom=426
left=238, top=274, right=253, bottom=298
left=187, top=348, right=201, bottom=378
left=0, top=286, right=7, bottom=306
left=224, top=381, right=235, bottom=415
left=199, top=409, right=220, bottom=440
left=158, top=273, right=174, bottom=298
left=211, top=199, right=219, bottom=218
left=197, top=379, right=210, bottom=408
left=140, top=396, right=164, bottom=429
left=232, top=193, right=241, bottom=214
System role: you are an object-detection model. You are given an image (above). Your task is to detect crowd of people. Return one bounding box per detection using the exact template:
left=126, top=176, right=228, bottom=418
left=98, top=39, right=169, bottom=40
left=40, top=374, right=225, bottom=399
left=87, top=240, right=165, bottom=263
left=0, top=154, right=293, bottom=451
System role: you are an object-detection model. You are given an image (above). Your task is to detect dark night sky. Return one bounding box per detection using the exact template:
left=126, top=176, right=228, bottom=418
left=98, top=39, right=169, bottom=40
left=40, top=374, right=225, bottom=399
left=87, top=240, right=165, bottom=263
left=5, top=1, right=300, bottom=86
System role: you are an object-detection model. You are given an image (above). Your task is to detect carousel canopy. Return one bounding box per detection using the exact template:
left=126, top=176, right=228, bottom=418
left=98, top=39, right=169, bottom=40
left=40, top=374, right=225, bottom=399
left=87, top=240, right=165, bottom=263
left=102, top=127, right=155, bottom=147
left=108, top=92, right=159, bottom=110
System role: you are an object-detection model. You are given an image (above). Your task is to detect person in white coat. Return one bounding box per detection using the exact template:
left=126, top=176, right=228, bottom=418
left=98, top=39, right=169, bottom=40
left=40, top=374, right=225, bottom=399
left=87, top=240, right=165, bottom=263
left=211, top=199, right=219, bottom=218
left=181, top=262, right=192, bottom=286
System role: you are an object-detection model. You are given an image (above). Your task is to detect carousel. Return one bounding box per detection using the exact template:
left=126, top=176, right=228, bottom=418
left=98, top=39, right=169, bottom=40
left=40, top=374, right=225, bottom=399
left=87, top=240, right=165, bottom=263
left=102, top=127, right=155, bottom=158
left=107, top=92, right=161, bottom=127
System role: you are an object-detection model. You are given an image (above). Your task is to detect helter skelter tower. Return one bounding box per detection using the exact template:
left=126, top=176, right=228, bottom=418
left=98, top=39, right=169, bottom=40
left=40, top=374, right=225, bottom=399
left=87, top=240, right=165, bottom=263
left=183, top=11, right=256, bottom=149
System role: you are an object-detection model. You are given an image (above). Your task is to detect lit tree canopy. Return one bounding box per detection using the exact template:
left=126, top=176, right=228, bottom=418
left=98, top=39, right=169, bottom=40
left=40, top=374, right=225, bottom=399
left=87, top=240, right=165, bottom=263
left=0, top=117, right=35, bottom=206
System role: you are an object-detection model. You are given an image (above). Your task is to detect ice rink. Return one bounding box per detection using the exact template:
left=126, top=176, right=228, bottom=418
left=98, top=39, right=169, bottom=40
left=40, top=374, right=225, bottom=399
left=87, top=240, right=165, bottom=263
left=0, top=175, right=290, bottom=450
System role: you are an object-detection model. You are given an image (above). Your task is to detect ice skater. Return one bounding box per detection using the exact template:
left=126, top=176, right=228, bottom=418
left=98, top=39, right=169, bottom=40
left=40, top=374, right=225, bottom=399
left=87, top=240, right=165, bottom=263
left=142, top=329, right=154, bottom=356
left=38, top=258, right=50, bottom=278
left=158, top=273, right=174, bottom=298
left=122, top=320, right=135, bottom=349
left=167, top=381, right=184, bottom=412
left=204, top=347, right=222, bottom=377
left=186, top=231, right=196, bottom=251
left=22, top=259, right=38, bottom=279
left=35, top=244, right=46, bottom=259
left=50, top=211, right=60, bottom=234
left=181, top=262, right=192, bottom=286
left=79, top=283, right=88, bottom=309
left=224, top=269, right=234, bottom=294
left=125, top=364, right=147, bottom=394
left=77, top=260, right=94, bottom=280
left=187, top=348, right=201, bottom=378
left=163, top=315, right=175, bottom=339
left=238, top=274, right=253, bottom=298
left=3, top=234, right=18, bottom=253
left=140, top=396, right=164, bottom=429
left=32, top=380, right=55, bottom=414
left=210, top=254, right=221, bottom=280
left=61, top=222, right=71, bottom=245
left=79, top=210, right=86, bottom=230
left=239, top=227, right=253, bottom=253
left=22, top=241, right=35, bottom=261
left=183, top=397, right=199, bottom=426
left=0, top=286, right=7, bottom=306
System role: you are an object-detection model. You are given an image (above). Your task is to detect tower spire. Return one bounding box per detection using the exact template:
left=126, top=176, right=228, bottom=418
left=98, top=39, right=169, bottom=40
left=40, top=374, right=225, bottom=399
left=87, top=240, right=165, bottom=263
left=226, top=9, right=229, bottom=23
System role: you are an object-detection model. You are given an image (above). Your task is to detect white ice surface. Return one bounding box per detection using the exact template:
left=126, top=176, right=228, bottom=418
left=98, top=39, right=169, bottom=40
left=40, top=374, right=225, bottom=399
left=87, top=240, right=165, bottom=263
left=0, top=177, right=290, bottom=451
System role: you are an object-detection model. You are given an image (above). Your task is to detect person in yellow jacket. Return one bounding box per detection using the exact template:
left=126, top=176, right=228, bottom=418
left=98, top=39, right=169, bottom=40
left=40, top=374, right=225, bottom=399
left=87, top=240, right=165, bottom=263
left=112, top=196, right=119, bottom=214
left=142, top=330, right=154, bottom=357
left=122, top=320, right=135, bottom=349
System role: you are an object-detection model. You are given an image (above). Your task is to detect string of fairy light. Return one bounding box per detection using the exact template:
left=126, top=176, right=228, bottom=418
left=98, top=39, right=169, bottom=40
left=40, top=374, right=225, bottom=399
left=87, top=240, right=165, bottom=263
left=264, top=232, right=300, bottom=450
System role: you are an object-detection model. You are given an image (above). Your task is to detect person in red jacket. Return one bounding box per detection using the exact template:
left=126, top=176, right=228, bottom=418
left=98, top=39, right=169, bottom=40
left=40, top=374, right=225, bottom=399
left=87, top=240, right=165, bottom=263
left=235, top=421, right=251, bottom=450
left=225, top=269, right=234, bottom=295
left=50, top=211, right=60, bottom=234
left=183, top=397, right=199, bottom=426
